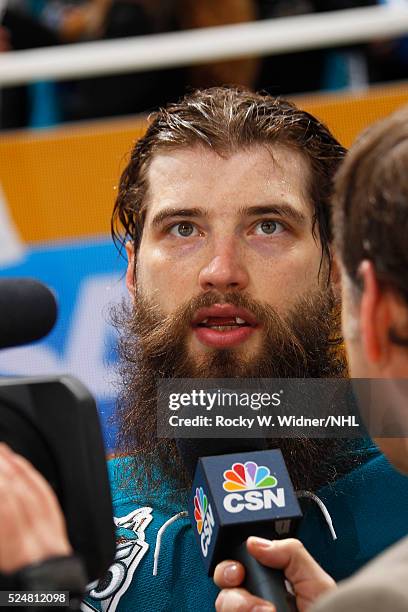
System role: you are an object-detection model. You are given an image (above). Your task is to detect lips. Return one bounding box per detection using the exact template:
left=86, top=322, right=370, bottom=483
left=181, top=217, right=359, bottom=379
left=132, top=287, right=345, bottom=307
left=191, top=304, right=259, bottom=349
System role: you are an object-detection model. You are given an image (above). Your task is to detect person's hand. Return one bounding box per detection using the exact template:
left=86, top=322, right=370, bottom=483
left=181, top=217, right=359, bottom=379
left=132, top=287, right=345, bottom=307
left=0, top=443, right=72, bottom=574
left=214, top=537, right=337, bottom=612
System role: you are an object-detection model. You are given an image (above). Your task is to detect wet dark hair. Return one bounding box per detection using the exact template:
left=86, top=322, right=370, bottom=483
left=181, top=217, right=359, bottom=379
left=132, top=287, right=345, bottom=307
left=333, top=105, right=408, bottom=303
left=333, top=105, right=408, bottom=345
left=111, top=86, right=346, bottom=275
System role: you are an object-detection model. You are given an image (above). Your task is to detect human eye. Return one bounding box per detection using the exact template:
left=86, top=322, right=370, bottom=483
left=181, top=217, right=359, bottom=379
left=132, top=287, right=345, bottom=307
left=168, top=221, right=200, bottom=237
left=252, top=219, right=285, bottom=236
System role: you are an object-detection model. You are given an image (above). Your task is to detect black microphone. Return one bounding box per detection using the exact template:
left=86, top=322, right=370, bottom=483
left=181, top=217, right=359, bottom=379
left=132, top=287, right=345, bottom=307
left=177, top=438, right=302, bottom=611
left=0, top=278, right=57, bottom=349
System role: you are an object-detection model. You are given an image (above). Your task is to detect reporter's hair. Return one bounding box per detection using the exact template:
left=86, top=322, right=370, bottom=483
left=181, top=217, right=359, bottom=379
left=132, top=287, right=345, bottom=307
left=111, top=87, right=346, bottom=270
left=333, top=105, right=408, bottom=314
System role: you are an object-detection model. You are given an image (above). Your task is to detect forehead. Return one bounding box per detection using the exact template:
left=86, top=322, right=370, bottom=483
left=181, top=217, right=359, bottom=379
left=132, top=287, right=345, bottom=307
left=144, top=144, right=312, bottom=221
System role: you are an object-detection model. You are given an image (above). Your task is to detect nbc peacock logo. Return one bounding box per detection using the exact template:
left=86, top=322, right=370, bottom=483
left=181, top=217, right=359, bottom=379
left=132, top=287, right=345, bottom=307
left=222, top=461, right=285, bottom=513
left=194, top=487, right=207, bottom=534
left=223, top=462, right=277, bottom=492
left=194, top=487, right=215, bottom=557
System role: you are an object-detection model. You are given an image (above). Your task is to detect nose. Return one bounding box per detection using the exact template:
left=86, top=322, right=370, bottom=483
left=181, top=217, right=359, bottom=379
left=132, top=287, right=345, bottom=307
left=198, top=240, right=249, bottom=293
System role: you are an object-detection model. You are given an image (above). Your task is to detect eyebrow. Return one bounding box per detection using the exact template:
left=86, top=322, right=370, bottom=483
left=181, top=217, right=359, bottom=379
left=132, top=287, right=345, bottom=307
left=150, top=207, right=207, bottom=228
left=239, top=204, right=307, bottom=226
left=150, top=203, right=307, bottom=229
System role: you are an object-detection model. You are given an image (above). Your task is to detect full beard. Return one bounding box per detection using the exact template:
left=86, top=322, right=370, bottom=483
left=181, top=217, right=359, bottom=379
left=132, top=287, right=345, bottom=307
left=112, top=288, right=366, bottom=499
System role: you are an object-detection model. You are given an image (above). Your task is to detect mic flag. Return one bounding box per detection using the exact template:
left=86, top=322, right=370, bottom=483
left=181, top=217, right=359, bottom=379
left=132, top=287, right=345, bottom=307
left=0, top=278, right=57, bottom=349
left=188, top=448, right=302, bottom=611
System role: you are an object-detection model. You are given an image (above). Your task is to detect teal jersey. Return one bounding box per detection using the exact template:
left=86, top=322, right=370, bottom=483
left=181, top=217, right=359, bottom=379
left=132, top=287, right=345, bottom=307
left=298, top=453, right=408, bottom=580
left=82, top=452, right=408, bottom=612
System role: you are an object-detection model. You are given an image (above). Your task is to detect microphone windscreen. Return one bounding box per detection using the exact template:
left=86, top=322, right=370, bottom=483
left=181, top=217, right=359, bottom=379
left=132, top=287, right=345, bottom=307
left=0, top=278, right=58, bottom=349
left=176, top=437, right=267, bottom=480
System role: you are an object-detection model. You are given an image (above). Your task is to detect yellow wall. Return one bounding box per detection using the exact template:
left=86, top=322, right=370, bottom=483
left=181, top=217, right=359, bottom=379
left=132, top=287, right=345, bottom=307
left=293, top=82, right=408, bottom=147
left=2, top=82, right=408, bottom=244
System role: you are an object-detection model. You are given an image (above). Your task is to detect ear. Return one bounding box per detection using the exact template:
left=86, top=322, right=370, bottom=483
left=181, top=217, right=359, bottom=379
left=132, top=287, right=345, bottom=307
left=125, top=241, right=136, bottom=297
left=359, top=260, right=390, bottom=365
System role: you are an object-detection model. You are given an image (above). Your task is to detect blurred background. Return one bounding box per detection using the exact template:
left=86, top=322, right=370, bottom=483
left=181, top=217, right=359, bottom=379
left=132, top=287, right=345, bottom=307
left=1, top=0, right=408, bottom=451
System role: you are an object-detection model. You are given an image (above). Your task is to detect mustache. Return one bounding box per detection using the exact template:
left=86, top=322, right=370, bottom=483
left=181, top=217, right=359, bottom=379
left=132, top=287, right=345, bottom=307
left=181, top=291, right=270, bottom=323
left=135, top=289, right=287, bottom=344
left=132, top=288, right=326, bottom=379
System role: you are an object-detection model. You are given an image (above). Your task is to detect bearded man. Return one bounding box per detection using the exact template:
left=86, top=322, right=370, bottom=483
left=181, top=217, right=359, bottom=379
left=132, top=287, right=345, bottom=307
left=0, top=88, right=407, bottom=612
left=83, top=88, right=408, bottom=611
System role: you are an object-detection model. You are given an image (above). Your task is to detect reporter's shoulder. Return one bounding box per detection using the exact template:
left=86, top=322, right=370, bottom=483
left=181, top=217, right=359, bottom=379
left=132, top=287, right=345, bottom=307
left=312, top=536, right=408, bottom=612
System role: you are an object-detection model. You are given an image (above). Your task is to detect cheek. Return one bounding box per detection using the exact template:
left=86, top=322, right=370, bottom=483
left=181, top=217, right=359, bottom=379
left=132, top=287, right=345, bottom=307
left=139, top=235, right=205, bottom=274
left=136, top=245, right=200, bottom=308
left=246, top=239, right=323, bottom=304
